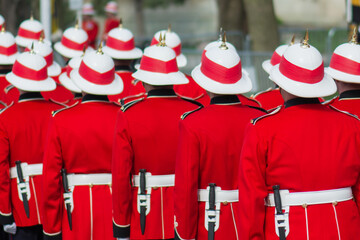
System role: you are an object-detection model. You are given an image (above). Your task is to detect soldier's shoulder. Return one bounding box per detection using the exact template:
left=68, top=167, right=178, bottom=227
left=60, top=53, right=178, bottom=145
left=52, top=102, right=79, bottom=117
left=0, top=102, right=14, bottom=115
left=120, top=97, right=146, bottom=112
left=181, top=105, right=204, bottom=120
left=328, top=105, right=359, bottom=121
left=179, top=96, right=204, bottom=107
left=252, top=87, right=274, bottom=98
left=251, top=105, right=282, bottom=125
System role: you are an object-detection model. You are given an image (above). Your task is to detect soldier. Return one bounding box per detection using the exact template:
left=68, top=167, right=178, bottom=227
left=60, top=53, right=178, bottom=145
left=42, top=45, right=123, bottom=240
left=103, top=20, right=145, bottom=104
left=102, top=1, right=120, bottom=41
left=0, top=27, right=19, bottom=106
left=15, top=14, right=49, bottom=52
left=253, top=40, right=293, bottom=110
left=112, top=34, right=200, bottom=240
left=52, top=22, right=90, bottom=105
left=238, top=33, right=360, bottom=239
left=150, top=26, right=209, bottom=105
left=82, top=3, right=99, bottom=48
left=174, top=37, right=266, bottom=240
left=326, top=29, right=360, bottom=115
left=0, top=46, right=61, bottom=240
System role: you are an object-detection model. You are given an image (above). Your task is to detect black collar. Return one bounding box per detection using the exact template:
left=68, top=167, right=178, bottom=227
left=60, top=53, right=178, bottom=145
left=115, top=65, right=133, bottom=72
left=339, top=90, right=360, bottom=100
left=285, top=98, right=320, bottom=108
left=210, top=95, right=240, bottom=105
left=19, top=92, right=43, bottom=101
left=0, top=68, right=12, bottom=75
left=82, top=94, right=109, bottom=102
left=147, top=88, right=176, bottom=97
left=74, top=93, right=83, bottom=99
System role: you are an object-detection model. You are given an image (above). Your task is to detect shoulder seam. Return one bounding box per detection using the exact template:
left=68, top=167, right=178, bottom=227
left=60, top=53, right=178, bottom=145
left=179, top=96, right=203, bottom=107
left=0, top=102, right=14, bottom=114
left=181, top=106, right=204, bottom=120
left=251, top=105, right=282, bottom=125
left=49, top=99, right=70, bottom=107
left=246, top=105, right=268, bottom=113
left=120, top=97, right=145, bottom=112
left=329, top=105, right=359, bottom=120
left=52, top=102, right=79, bottom=117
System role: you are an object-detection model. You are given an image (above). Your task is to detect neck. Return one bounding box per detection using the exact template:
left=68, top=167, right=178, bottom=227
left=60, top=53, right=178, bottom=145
left=280, top=88, right=297, bottom=102
left=142, top=82, right=173, bottom=93
left=335, top=80, right=360, bottom=94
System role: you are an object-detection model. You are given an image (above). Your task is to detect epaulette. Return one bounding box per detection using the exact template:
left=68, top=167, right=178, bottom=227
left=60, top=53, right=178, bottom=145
left=246, top=105, right=268, bottom=113
left=120, top=97, right=145, bottom=112
left=0, top=101, right=14, bottom=114
left=179, top=96, right=203, bottom=107
left=49, top=99, right=69, bottom=108
left=4, top=84, right=15, bottom=94
left=329, top=105, right=359, bottom=120
left=181, top=105, right=204, bottom=120
left=252, top=87, right=273, bottom=98
left=322, top=96, right=338, bottom=105
left=52, top=102, right=79, bottom=117
left=250, top=105, right=282, bottom=125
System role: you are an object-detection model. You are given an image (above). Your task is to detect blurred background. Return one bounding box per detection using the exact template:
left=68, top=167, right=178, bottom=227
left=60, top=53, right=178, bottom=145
left=0, top=0, right=355, bottom=94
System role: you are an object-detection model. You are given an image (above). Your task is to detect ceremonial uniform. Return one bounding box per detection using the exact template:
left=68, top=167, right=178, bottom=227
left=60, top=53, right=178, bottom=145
left=112, top=89, right=200, bottom=239
left=83, top=19, right=98, bottom=48
left=42, top=95, right=119, bottom=240
left=238, top=99, right=360, bottom=239
left=329, top=90, right=360, bottom=116
left=0, top=92, right=62, bottom=229
left=174, top=75, right=210, bottom=106
left=253, top=87, right=283, bottom=110
left=41, top=83, right=76, bottom=105
left=0, top=75, right=19, bottom=105
left=175, top=96, right=265, bottom=240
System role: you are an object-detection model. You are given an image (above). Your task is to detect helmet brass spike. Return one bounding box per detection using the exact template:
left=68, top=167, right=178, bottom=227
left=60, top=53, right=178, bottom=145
left=219, top=27, right=223, bottom=41
left=39, top=31, right=45, bottom=43
left=301, top=29, right=310, bottom=48
left=29, top=42, right=35, bottom=54
left=1, top=25, right=5, bottom=33
left=30, top=11, right=34, bottom=21
left=75, top=18, right=79, bottom=29
left=168, top=24, right=171, bottom=33
left=350, top=26, right=358, bottom=44
left=219, top=31, right=228, bottom=50
left=157, top=32, right=166, bottom=47
left=82, top=45, right=87, bottom=56
left=157, top=33, right=163, bottom=46
left=119, top=18, right=123, bottom=29
left=290, top=34, right=295, bottom=45
left=97, top=42, right=104, bottom=55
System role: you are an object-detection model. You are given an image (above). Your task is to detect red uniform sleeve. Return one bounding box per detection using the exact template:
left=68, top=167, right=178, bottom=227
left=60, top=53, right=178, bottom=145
left=112, top=111, right=133, bottom=238
left=42, top=117, right=63, bottom=238
left=238, top=124, right=268, bottom=240
left=0, top=118, right=14, bottom=225
left=351, top=124, right=360, bottom=215
left=174, top=120, right=199, bottom=240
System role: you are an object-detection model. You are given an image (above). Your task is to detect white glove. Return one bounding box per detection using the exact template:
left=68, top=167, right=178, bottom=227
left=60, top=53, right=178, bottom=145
left=117, top=238, right=130, bottom=240
left=3, top=222, right=16, bottom=235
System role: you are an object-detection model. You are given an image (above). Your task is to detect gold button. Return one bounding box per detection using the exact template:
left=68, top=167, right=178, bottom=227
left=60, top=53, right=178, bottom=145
left=333, top=201, right=338, bottom=206
left=302, top=204, right=308, bottom=209
left=223, top=201, right=228, bottom=206
left=89, top=183, right=93, bottom=188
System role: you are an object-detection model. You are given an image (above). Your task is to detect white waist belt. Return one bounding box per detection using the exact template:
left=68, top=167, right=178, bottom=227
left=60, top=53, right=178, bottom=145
left=132, top=174, right=175, bottom=188
left=198, top=189, right=239, bottom=203
left=10, top=163, right=43, bottom=179
left=67, top=173, right=112, bottom=187
left=266, top=187, right=353, bottom=207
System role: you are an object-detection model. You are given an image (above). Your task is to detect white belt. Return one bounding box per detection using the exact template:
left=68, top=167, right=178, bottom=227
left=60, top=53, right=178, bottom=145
left=67, top=173, right=112, bottom=187
left=266, top=187, right=353, bottom=207
left=198, top=188, right=239, bottom=203
left=132, top=174, right=175, bottom=188
left=10, top=163, right=43, bottom=179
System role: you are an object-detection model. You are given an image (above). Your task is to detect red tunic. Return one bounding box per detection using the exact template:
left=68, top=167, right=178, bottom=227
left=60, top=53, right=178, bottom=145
left=330, top=90, right=360, bottom=117
left=103, top=18, right=120, bottom=40
left=237, top=94, right=262, bottom=108
left=174, top=95, right=265, bottom=240
left=0, top=75, right=19, bottom=105
left=42, top=95, right=119, bottom=240
left=0, top=92, right=62, bottom=227
left=112, top=89, right=200, bottom=239
left=253, top=87, right=284, bottom=110
left=238, top=98, right=360, bottom=240
left=41, top=83, right=75, bottom=106
left=82, top=19, right=99, bottom=48
left=174, top=75, right=210, bottom=106
left=108, top=69, right=145, bottom=104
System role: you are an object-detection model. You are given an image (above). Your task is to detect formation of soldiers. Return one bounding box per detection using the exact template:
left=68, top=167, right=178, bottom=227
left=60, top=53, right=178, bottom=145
left=0, top=2, right=360, bottom=240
